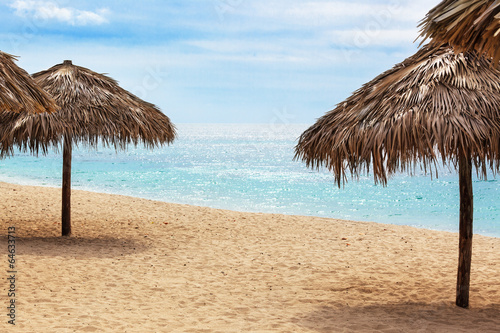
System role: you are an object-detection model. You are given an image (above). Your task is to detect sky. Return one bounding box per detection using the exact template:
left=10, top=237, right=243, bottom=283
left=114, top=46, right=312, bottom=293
left=0, top=0, right=440, bottom=124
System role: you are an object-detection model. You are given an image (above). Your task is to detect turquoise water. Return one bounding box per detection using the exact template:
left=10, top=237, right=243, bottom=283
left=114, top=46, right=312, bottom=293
left=0, top=123, right=498, bottom=237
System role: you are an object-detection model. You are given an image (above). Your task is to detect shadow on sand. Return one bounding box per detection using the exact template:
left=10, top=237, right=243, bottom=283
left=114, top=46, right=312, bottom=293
left=297, top=302, right=500, bottom=332
left=2, top=235, right=149, bottom=258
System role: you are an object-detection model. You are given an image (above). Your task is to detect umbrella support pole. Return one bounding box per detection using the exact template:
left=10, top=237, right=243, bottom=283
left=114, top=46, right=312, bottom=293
left=62, top=136, right=72, bottom=236
left=456, top=152, right=473, bottom=308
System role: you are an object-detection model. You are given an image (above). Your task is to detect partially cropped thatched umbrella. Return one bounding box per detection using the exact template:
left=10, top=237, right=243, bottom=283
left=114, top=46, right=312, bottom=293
left=295, top=44, right=500, bottom=308
left=419, top=0, right=500, bottom=62
left=0, top=51, right=57, bottom=114
left=0, top=50, right=60, bottom=173
left=1, top=60, right=176, bottom=236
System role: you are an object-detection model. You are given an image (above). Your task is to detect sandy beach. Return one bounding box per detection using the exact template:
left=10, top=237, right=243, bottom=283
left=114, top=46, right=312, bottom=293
left=0, top=181, right=498, bottom=332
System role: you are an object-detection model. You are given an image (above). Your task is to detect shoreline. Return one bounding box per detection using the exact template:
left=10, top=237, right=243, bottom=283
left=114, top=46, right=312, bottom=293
left=0, top=181, right=499, bottom=332
left=0, top=177, right=498, bottom=239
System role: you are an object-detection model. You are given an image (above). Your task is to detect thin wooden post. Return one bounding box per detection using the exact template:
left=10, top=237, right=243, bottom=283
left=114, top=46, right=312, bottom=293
left=62, top=135, right=72, bottom=236
left=456, top=151, right=473, bottom=308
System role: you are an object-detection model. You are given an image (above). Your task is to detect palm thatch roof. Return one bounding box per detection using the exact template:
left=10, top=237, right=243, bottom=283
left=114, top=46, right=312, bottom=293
left=419, top=0, right=500, bottom=62
left=295, top=44, right=500, bottom=187
left=0, top=51, right=57, bottom=114
left=0, top=60, right=175, bottom=154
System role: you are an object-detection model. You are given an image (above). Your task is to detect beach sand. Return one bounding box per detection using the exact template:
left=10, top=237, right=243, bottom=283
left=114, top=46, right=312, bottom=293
left=0, top=181, right=498, bottom=332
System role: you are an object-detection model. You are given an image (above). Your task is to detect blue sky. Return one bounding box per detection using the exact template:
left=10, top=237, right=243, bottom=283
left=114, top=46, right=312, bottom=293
left=0, top=0, right=439, bottom=123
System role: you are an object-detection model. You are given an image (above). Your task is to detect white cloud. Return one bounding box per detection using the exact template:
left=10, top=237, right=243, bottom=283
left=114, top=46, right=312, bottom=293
left=207, top=0, right=438, bottom=52
left=222, top=0, right=440, bottom=34
left=325, top=28, right=419, bottom=47
left=245, top=1, right=408, bottom=26
left=75, top=8, right=109, bottom=26
left=10, top=1, right=109, bottom=26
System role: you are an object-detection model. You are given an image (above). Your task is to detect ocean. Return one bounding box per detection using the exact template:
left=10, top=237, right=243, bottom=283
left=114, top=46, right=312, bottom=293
left=0, top=123, right=498, bottom=237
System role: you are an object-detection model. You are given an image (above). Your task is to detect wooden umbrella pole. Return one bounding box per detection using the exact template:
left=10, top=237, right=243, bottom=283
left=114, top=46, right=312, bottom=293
left=62, top=135, right=72, bottom=236
left=456, top=150, right=473, bottom=308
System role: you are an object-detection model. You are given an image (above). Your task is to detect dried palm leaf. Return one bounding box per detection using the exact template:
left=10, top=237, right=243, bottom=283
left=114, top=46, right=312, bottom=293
left=0, top=51, right=57, bottom=114
left=419, top=0, right=500, bottom=62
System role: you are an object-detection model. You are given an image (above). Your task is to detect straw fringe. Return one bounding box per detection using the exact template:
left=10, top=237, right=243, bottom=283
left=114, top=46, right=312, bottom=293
left=0, top=60, right=176, bottom=156
left=295, top=44, right=500, bottom=186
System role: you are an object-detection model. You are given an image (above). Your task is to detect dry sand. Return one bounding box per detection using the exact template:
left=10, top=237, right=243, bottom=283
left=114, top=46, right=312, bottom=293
left=0, top=181, right=498, bottom=332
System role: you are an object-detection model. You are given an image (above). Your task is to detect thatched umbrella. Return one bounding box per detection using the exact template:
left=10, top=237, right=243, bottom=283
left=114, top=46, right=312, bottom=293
left=419, top=0, right=500, bottom=62
left=0, top=60, right=176, bottom=236
left=0, top=51, right=57, bottom=114
left=295, top=44, right=500, bottom=308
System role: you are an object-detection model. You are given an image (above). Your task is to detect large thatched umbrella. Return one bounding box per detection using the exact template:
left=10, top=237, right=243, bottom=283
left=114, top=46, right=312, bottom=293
left=0, top=51, right=57, bottom=114
left=295, top=44, right=500, bottom=308
left=419, top=0, right=500, bottom=62
left=0, top=60, right=176, bottom=236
